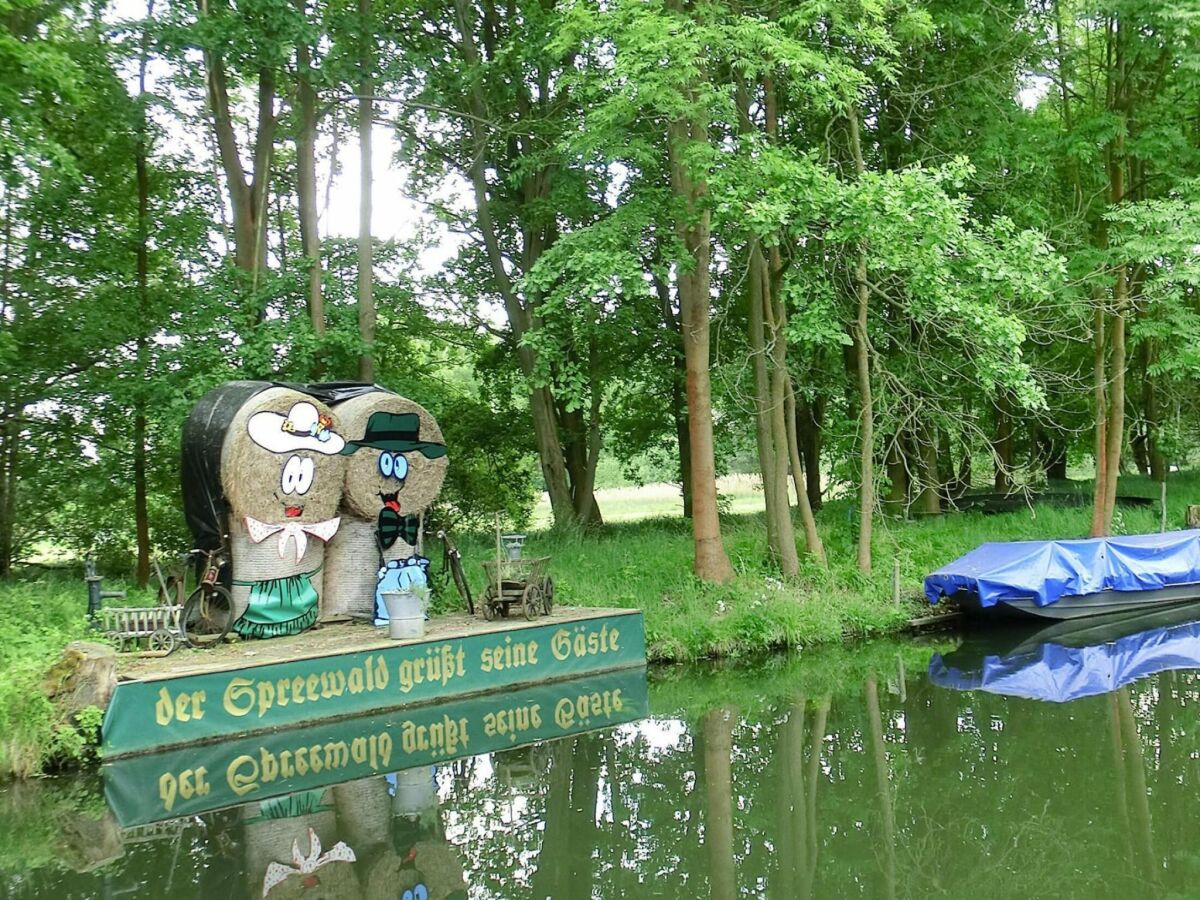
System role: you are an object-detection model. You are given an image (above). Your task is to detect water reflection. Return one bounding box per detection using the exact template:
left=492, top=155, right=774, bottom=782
left=8, top=610, right=1200, bottom=899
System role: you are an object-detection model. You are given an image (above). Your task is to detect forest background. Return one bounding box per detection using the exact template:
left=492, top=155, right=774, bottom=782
left=3, top=0, right=1200, bottom=627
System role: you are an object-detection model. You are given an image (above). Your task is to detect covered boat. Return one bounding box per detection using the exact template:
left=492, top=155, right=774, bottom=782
left=929, top=602, right=1200, bottom=702
left=923, top=530, right=1200, bottom=620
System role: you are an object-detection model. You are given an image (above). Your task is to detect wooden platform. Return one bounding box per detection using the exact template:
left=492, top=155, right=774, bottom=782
left=101, top=606, right=645, bottom=758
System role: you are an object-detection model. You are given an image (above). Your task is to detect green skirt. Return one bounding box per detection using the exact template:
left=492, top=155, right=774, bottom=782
left=232, top=565, right=321, bottom=639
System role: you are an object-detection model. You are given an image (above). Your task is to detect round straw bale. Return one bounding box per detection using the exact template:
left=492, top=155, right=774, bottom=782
left=228, top=521, right=327, bottom=629
left=322, top=518, right=414, bottom=621
left=221, top=387, right=346, bottom=527
left=244, top=798, right=345, bottom=897
left=333, top=777, right=392, bottom=853
left=334, top=391, right=447, bottom=520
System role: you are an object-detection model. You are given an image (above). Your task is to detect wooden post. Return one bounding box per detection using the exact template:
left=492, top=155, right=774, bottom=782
left=1160, top=480, right=1167, bottom=533
left=494, top=514, right=503, bottom=607
left=1186, top=505, right=1200, bottom=530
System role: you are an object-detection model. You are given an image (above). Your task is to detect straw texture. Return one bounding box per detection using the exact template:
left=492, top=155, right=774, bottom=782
left=335, top=391, right=447, bottom=518
left=221, top=387, right=346, bottom=526
left=322, top=517, right=413, bottom=620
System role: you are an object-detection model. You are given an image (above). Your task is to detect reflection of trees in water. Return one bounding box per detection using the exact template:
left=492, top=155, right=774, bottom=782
left=16, top=666, right=1200, bottom=899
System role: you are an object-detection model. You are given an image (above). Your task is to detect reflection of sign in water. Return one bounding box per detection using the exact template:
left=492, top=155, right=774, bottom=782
left=101, top=610, right=645, bottom=757
left=102, top=666, right=649, bottom=827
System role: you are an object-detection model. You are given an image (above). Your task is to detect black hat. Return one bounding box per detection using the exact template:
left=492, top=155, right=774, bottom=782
left=340, top=412, right=448, bottom=458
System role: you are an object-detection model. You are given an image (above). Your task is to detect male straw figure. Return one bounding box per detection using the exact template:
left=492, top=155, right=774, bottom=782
left=226, top=392, right=346, bottom=638
left=337, top=407, right=447, bottom=623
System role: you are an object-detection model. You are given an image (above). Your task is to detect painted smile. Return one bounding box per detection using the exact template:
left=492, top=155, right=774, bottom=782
left=381, top=491, right=401, bottom=514
left=284, top=504, right=304, bottom=518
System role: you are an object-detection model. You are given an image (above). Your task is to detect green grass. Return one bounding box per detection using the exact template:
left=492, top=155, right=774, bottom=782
left=0, top=573, right=143, bottom=779
left=0, top=470, right=1193, bottom=778
left=449, top=471, right=1197, bottom=663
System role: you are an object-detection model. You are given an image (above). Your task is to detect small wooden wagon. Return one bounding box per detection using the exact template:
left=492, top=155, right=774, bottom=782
left=101, top=604, right=183, bottom=654
left=481, top=556, right=554, bottom=621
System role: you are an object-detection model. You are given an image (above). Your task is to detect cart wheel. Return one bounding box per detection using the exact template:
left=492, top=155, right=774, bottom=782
left=521, top=584, right=539, bottom=621
left=542, top=577, right=554, bottom=614
left=112, top=635, right=128, bottom=653
left=149, top=629, right=178, bottom=655
left=483, top=599, right=496, bottom=621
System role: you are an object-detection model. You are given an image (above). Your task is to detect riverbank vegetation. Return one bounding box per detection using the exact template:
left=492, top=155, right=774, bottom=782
left=4, top=0, right=1200, bottom=773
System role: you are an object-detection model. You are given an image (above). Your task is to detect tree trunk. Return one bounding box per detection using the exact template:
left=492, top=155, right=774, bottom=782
left=1143, top=342, right=1165, bottom=482
left=295, top=12, right=325, bottom=346
left=785, top=380, right=827, bottom=567
left=133, top=1, right=153, bottom=589
left=993, top=392, right=1013, bottom=492
left=765, top=247, right=800, bottom=575
left=1093, top=16, right=1130, bottom=537
left=795, top=395, right=822, bottom=510
left=655, top=272, right=693, bottom=518
left=356, top=0, right=375, bottom=382
left=915, top=423, right=941, bottom=517
left=0, top=411, right=16, bottom=577
left=848, top=107, right=874, bottom=574
left=885, top=437, right=908, bottom=516
left=452, top=0, right=580, bottom=529
left=670, top=134, right=733, bottom=581
left=702, top=708, right=737, bottom=900
left=866, top=676, right=897, bottom=900
left=748, top=243, right=782, bottom=562
left=1090, top=303, right=1109, bottom=536
left=197, top=0, right=275, bottom=281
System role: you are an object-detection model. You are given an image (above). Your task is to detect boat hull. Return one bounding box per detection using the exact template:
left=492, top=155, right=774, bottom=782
left=955, top=582, right=1200, bottom=620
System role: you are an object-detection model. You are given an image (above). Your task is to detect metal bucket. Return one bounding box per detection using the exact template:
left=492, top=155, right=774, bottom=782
left=382, top=591, right=424, bottom=639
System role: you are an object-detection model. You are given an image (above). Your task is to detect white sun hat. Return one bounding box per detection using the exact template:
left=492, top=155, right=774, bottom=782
left=247, top=401, right=347, bottom=455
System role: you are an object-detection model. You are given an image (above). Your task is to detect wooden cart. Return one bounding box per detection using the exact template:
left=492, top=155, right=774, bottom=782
left=100, top=604, right=182, bottom=654
left=481, top=556, right=554, bottom=621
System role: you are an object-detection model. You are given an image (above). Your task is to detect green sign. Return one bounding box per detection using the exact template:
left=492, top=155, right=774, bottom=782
left=102, top=665, right=648, bottom=827
left=101, top=610, right=645, bottom=757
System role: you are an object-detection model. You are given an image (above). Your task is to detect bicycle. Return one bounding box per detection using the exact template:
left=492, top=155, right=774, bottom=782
left=180, top=545, right=234, bottom=648
left=437, top=528, right=475, bottom=615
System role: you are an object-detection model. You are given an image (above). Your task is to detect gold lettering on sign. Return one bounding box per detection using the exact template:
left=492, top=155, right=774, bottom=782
left=158, top=766, right=210, bottom=812
left=483, top=703, right=543, bottom=743
left=554, top=689, right=624, bottom=730
left=226, top=733, right=393, bottom=797
left=220, top=656, right=392, bottom=720
left=550, top=624, right=621, bottom=661
left=479, top=636, right=539, bottom=673
left=400, top=715, right=470, bottom=758
left=156, top=687, right=208, bottom=725
left=397, top=644, right=466, bottom=694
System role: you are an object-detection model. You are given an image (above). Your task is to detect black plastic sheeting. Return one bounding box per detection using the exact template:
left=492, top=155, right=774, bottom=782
left=181, top=380, right=395, bottom=550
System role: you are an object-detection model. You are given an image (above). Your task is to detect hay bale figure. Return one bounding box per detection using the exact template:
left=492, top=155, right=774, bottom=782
left=223, top=388, right=346, bottom=638
left=245, top=789, right=361, bottom=899
left=183, top=382, right=347, bottom=640
left=324, top=391, right=448, bottom=622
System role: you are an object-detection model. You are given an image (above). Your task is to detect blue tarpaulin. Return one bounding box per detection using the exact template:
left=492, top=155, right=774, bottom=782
left=928, top=617, right=1200, bottom=703
left=923, top=529, right=1200, bottom=608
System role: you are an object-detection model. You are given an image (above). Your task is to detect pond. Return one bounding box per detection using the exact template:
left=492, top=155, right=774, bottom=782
left=5, top=605, right=1200, bottom=899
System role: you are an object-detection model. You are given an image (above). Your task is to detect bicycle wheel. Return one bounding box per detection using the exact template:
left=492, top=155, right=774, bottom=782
left=181, top=583, right=234, bottom=648
left=450, top=554, right=474, bottom=614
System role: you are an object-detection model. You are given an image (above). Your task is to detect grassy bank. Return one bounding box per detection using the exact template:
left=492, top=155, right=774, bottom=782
left=0, top=576, right=100, bottom=778
left=1, top=470, right=1195, bottom=777
left=450, top=471, right=1199, bottom=662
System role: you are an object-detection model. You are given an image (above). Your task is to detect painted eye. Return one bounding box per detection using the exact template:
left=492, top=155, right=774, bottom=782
left=379, top=453, right=394, bottom=478
left=295, top=457, right=314, bottom=495
left=281, top=455, right=303, bottom=495
left=414, top=886, right=429, bottom=900
left=393, top=454, right=409, bottom=481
